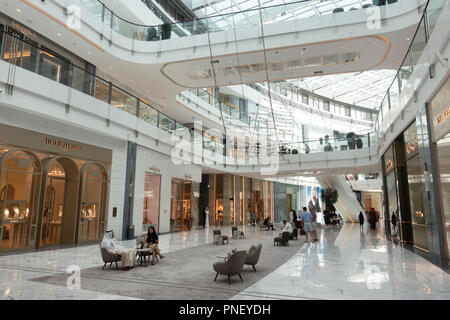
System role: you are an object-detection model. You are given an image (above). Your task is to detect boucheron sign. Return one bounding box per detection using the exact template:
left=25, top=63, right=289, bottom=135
left=45, top=137, right=83, bottom=152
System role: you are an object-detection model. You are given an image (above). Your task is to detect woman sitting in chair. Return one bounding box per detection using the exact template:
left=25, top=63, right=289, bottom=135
left=144, top=226, right=165, bottom=264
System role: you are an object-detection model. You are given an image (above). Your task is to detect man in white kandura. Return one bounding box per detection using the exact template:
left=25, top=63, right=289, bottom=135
left=101, top=230, right=136, bottom=271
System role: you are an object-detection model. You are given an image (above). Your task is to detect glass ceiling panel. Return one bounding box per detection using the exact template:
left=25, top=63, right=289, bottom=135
left=187, top=0, right=374, bottom=28
left=286, top=70, right=398, bottom=110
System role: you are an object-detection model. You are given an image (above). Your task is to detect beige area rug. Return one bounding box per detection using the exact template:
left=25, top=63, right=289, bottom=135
left=31, top=231, right=305, bottom=300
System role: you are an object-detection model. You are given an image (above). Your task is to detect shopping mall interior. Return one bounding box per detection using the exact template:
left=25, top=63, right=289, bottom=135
left=0, top=0, right=448, bottom=301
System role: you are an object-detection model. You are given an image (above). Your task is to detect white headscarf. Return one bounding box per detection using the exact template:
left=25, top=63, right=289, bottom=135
left=101, top=230, right=117, bottom=251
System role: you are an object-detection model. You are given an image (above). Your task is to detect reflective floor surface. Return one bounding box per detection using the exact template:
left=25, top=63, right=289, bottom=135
left=0, top=224, right=448, bottom=300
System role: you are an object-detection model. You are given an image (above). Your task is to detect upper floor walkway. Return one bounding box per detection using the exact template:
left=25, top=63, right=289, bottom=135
left=5, top=0, right=427, bottom=126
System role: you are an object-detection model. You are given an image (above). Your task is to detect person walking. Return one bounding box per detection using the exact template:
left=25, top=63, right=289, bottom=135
left=300, top=207, right=314, bottom=243
left=251, top=212, right=256, bottom=226
left=391, top=211, right=398, bottom=234
left=358, top=211, right=365, bottom=230
left=368, top=209, right=376, bottom=230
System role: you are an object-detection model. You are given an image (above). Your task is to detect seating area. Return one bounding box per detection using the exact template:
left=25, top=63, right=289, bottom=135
left=213, top=243, right=263, bottom=284
left=100, top=244, right=121, bottom=270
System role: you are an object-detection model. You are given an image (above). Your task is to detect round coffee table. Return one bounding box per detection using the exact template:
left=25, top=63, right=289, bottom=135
left=136, top=248, right=153, bottom=266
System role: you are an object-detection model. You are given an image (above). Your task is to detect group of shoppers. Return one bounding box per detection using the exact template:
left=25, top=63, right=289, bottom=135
left=280, top=207, right=319, bottom=243
left=100, top=226, right=164, bottom=271
left=358, top=210, right=398, bottom=233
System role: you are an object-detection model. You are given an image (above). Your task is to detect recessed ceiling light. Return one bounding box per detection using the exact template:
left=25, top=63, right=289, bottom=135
left=16, top=9, right=21, bottom=13
left=406, top=38, right=411, bottom=41
left=372, top=42, right=377, bottom=45
left=340, top=46, right=344, bottom=49
left=57, top=32, right=62, bottom=36
left=87, top=51, right=91, bottom=54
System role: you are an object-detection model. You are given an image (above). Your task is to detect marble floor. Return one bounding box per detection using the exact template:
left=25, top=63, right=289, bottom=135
left=0, top=224, right=448, bottom=300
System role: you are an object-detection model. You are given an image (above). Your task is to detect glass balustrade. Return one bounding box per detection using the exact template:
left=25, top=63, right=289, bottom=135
left=374, top=0, right=445, bottom=141
left=0, top=28, right=378, bottom=164
left=54, top=0, right=406, bottom=45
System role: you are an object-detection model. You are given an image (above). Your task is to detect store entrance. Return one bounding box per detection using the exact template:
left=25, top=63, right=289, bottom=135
left=39, top=158, right=79, bottom=248
left=41, top=175, right=65, bottom=247
left=170, top=179, right=192, bottom=232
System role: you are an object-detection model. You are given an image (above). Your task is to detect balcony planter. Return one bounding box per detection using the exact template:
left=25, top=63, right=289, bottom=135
left=161, top=22, right=172, bottom=40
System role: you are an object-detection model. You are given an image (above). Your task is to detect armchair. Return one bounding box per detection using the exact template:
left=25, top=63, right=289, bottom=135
left=289, top=228, right=298, bottom=240
left=274, top=232, right=290, bottom=246
left=245, top=244, right=262, bottom=272
left=213, top=251, right=247, bottom=284
left=100, top=244, right=121, bottom=270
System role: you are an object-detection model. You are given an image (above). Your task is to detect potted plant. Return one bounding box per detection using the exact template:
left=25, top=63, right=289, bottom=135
left=346, top=132, right=356, bottom=150
left=292, top=149, right=299, bottom=155
left=161, top=22, right=172, bottom=40
left=324, top=135, right=329, bottom=144
left=320, top=187, right=339, bottom=212
left=319, top=137, right=323, bottom=145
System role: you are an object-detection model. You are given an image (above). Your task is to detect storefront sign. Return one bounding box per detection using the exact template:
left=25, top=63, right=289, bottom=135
left=386, top=160, right=394, bottom=172
left=430, top=77, right=450, bottom=142
left=148, top=167, right=160, bottom=173
left=437, top=105, right=450, bottom=125
left=11, top=20, right=38, bottom=39
left=406, top=136, right=419, bottom=155
left=0, top=124, right=112, bottom=163
left=45, top=137, right=83, bottom=152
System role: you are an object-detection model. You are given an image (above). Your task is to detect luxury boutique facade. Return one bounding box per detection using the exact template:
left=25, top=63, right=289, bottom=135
left=0, top=0, right=448, bottom=277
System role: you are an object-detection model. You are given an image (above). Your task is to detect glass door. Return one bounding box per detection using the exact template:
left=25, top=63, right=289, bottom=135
left=41, top=172, right=66, bottom=247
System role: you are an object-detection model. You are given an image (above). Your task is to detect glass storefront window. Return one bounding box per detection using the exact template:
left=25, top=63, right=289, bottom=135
left=79, top=164, right=108, bottom=243
left=407, top=154, right=428, bottom=251
left=143, top=173, right=160, bottom=232
left=20, top=39, right=38, bottom=73
left=170, top=179, right=191, bottom=232
left=94, top=78, right=110, bottom=104
left=435, top=132, right=450, bottom=259
left=386, top=171, right=399, bottom=225
left=0, top=150, right=42, bottom=250
left=38, top=48, right=70, bottom=86
left=41, top=160, right=66, bottom=247
left=110, top=86, right=138, bottom=116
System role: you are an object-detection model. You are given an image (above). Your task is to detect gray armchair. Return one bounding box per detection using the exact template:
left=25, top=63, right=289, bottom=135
left=213, top=251, right=247, bottom=284
left=245, top=243, right=262, bottom=272
left=274, top=231, right=290, bottom=246
left=100, top=244, right=121, bottom=270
